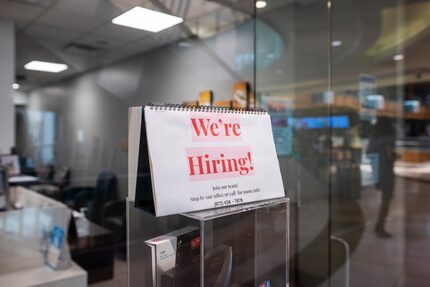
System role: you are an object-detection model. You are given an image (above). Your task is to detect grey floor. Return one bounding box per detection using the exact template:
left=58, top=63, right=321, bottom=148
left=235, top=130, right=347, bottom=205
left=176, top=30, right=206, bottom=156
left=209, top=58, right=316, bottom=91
left=330, top=177, right=430, bottom=287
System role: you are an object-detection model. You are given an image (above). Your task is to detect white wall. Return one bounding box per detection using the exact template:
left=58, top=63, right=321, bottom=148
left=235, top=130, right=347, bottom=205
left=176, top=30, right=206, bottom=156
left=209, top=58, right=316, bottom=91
left=0, top=21, right=15, bottom=154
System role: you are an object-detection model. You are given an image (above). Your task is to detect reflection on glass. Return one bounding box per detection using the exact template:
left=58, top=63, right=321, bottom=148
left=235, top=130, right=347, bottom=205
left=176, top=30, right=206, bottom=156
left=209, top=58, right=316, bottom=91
left=331, top=1, right=430, bottom=286
left=3, top=0, right=430, bottom=286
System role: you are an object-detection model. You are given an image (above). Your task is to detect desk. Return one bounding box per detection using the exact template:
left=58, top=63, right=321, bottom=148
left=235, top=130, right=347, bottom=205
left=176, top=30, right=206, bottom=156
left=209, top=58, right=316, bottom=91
left=0, top=187, right=86, bottom=287
left=9, top=175, right=40, bottom=187
left=0, top=262, right=87, bottom=287
left=8, top=185, right=64, bottom=209
left=69, top=218, right=115, bottom=284
left=2, top=187, right=112, bottom=284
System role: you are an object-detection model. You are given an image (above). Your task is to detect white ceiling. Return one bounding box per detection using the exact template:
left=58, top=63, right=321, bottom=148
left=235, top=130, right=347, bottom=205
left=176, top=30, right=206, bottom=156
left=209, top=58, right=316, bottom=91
left=0, top=0, right=252, bottom=88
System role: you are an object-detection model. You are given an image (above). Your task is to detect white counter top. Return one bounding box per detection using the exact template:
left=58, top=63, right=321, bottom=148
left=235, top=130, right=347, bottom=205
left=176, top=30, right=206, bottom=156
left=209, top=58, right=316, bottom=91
left=0, top=261, right=87, bottom=287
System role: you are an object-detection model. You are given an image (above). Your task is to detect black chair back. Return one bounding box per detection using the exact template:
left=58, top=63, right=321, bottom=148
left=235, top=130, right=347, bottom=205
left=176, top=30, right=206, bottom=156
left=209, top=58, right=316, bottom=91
left=91, top=171, right=118, bottom=223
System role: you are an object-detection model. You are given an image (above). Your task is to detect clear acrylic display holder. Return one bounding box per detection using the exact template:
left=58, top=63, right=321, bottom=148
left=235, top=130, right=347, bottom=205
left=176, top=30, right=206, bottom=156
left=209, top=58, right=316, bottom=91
left=0, top=187, right=72, bottom=274
left=127, top=197, right=289, bottom=286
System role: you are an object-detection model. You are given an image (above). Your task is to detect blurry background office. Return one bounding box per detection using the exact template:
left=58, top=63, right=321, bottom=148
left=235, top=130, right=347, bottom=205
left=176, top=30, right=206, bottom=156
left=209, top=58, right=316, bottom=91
left=0, top=0, right=430, bottom=286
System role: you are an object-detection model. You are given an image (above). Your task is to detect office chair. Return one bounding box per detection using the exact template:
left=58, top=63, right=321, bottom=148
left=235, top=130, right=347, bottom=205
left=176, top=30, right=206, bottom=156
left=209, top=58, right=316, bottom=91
left=101, top=199, right=126, bottom=258
left=65, top=171, right=118, bottom=224
left=31, top=166, right=70, bottom=200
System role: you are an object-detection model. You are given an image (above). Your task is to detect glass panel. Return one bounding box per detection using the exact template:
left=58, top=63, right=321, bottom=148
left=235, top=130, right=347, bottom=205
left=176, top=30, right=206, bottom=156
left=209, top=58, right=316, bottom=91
left=256, top=1, right=331, bottom=286
left=331, top=0, right=430, bottom=286
left=9, top=0, right=430, bottom=286
left=9, top=1, right=257, bottom=286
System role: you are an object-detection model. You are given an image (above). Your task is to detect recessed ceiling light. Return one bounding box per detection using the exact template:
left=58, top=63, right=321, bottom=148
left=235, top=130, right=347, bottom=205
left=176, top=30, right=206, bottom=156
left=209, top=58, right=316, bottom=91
left=24, top=61, right=68, bottom=73
left=12, top=83, right=20, bottom=90
left=112, top=6, right=183, bottom=33
left=256, top=1, right=267, bottom=9
left=331, top=40, right=342, bottom=47
left=393, top=54, right=404, bottom=61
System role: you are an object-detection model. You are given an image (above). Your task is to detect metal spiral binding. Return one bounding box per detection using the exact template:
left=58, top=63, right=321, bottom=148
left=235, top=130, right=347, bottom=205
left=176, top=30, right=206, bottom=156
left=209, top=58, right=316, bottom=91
left=147, top=103, right=266, bottom=115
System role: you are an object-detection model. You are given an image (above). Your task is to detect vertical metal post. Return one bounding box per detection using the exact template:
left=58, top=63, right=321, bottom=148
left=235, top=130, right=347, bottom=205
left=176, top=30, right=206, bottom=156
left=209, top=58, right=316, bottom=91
left=330, top=235, right=350, bottom=287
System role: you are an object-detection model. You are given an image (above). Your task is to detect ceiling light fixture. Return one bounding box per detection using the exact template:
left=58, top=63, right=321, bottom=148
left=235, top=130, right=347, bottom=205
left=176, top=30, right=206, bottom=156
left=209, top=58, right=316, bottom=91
left=12, top=83, right=20, bottom=90
left=393, top=54, right=404, bottom=61
left=112, top=6, right=183, bottom=33
left=24, top=61, right=68, bottom=73
left=331, top=40, right=342, bottom=47
left=256, top=1, right=267, bottom=9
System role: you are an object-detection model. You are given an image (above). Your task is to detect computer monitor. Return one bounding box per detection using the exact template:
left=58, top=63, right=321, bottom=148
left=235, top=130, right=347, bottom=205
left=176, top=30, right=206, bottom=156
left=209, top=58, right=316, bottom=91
left=0, top=154, right=21, bottom=176
left=330, top=115, right=351, bottom=129
left=291, top=115, right=350, bottom=130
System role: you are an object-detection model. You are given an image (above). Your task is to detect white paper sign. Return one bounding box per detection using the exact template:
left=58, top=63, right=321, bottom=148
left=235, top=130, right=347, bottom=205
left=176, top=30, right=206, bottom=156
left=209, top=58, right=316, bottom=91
left=133, top=106, right=285, bottom=216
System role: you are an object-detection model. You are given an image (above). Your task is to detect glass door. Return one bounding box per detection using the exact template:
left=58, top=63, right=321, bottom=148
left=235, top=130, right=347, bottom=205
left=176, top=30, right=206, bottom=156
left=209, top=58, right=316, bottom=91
left=258, top=1, right=430, bottom=287
left=256, top=1, right=331, bottom=286
left=330, top=0, right=430, bottom=286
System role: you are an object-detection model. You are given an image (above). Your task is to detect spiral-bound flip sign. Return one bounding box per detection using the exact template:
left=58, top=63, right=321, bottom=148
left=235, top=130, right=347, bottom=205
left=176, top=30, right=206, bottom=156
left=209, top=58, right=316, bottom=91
left=128, top=104, right=285, bottom=216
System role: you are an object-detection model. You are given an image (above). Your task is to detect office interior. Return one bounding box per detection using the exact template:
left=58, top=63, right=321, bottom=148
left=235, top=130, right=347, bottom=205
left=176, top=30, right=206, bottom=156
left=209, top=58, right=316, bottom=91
left=0, top=0, right=430, bottom=286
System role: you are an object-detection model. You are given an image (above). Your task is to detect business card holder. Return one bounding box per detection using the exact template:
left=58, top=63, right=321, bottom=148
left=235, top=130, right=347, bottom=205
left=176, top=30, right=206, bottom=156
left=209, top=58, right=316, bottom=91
left=127, top=197, right=289, bottom=287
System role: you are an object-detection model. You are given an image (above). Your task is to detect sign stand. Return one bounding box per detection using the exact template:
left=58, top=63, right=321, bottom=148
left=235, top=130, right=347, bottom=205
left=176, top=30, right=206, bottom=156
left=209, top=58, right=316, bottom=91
left=127, top=198, right=289, bottom=287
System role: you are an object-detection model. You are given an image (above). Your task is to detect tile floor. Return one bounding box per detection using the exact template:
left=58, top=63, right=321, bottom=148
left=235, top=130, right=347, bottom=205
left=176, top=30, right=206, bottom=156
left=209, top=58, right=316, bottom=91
left=331, top=177, right=430, bottom=287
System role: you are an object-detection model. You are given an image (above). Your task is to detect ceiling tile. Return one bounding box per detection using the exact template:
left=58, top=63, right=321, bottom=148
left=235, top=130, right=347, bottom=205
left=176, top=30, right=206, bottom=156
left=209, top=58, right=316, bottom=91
left=24, top=23, right=81, bottom=49
left=93, top=22, right=153, bottom=41
left=36, top=8, right=106, bottom=33
left=109, top=0, right=158, bottom=15
left=53, top=0, right=120, bottom=21
left=185, top=0, right=219, bottom=20
left=16, top=33, right=41, bottom=50
left=74, top=33, right=125, bottom=50
left=0, top=1, right=44, bottom=24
